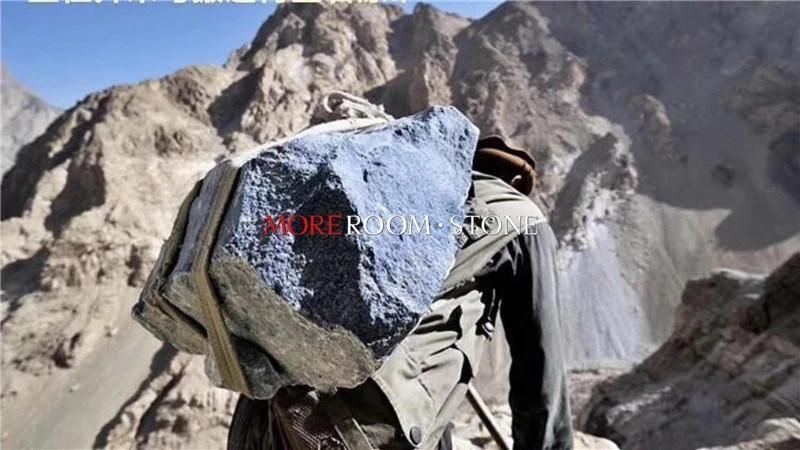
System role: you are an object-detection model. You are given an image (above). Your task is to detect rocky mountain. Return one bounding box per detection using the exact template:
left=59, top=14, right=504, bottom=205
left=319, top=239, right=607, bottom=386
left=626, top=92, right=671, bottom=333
left=1, top=67, right=61, bottom=175
left=1, top=2, right=797, bottom=449
left=536, top=1, right=800, bottom=365
left=581, top=253, right=800, bottom=450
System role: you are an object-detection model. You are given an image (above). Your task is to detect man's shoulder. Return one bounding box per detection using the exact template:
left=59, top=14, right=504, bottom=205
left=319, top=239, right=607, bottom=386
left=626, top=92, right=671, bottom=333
left=471, top=170, right=547, bottom=228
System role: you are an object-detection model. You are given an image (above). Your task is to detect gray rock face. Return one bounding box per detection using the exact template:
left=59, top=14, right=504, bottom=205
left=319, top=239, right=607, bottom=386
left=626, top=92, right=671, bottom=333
left=161, top=106, right=478, bottom=395
left=581, top=253, right=800, bottom=450
left=0, top=67, right=61, bottom=176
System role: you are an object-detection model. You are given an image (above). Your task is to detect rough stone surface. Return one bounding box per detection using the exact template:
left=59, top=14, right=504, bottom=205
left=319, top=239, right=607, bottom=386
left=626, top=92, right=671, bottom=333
left=161, top=106, right=477, bottom=393
left=581, top=253, right=800, bottom=450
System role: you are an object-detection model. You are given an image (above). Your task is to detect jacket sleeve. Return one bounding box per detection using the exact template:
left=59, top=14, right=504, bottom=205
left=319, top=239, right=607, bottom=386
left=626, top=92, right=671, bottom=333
left=492, top=222, right=574, bottom=450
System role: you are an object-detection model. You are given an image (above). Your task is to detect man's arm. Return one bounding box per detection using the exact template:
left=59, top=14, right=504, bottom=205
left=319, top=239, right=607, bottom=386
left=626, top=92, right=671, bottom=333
left=492, top=222, right=574, bottom=450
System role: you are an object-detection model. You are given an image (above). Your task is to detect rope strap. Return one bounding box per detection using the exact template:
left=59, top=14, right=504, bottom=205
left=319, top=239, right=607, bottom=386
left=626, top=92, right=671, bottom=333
left=314, top=91, right=394, bottom=122
left=191, top=161, right=253, bottom=397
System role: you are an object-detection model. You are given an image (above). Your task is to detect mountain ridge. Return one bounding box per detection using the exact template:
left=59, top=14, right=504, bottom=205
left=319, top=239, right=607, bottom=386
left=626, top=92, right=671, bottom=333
left=0, top=66, right=62, bottom=176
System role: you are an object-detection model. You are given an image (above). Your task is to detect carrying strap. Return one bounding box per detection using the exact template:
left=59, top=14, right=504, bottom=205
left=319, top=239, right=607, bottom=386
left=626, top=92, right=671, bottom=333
left=191, top=161, right=253, bottom=397
left=313, top=91, right=394, bottom=123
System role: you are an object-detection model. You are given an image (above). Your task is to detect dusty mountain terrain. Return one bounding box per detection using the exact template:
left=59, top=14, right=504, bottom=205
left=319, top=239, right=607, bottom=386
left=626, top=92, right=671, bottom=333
left=1, top=2, right=798, bottom=449
left=536, top=1, right=800, bottom=365
left=581, top=253, right=800, bottom=450
left=1, top=67, right=61, bottom=175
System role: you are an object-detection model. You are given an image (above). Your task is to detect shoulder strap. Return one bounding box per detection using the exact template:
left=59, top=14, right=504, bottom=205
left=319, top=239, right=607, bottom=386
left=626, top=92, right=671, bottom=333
left=438, top=171, right=546, bottom=296
left=192, top=161, right=253, bottom=397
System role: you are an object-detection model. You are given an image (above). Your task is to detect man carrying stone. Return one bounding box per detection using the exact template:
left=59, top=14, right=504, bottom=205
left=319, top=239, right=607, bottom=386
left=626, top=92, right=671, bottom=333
left=227, top=134, right=574, bottom=450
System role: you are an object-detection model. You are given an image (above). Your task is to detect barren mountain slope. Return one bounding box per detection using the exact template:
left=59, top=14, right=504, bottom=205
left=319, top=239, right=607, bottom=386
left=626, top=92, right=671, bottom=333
left=535, top=1, right=800, bottom=364
left=1, top=3, right=798, bottom=449
left=1, top=67, right=61, bottom=175
left=581, top=253, right=800, bottom=450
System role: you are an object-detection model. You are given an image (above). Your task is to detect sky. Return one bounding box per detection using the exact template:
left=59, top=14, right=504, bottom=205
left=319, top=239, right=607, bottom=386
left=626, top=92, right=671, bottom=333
left=1, top=1, right=502, bottom=109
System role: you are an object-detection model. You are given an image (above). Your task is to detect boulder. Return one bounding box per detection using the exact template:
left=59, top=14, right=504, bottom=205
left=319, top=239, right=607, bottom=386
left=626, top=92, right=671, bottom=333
left=137, top=106, right=479, bottom=397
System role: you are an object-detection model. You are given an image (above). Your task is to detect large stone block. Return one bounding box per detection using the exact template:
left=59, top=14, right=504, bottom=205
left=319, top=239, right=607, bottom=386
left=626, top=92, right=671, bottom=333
left=146, top=106, right=478, bottom=396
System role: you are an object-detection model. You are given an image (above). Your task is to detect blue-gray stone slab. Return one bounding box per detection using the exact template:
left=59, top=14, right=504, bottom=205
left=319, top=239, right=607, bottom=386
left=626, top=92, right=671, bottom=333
left=163, top=106, right=477, bottom=396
